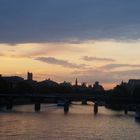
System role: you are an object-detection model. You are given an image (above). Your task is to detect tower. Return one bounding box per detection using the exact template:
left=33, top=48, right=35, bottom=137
left=75, top=78, right=78, bottom=86
left=27, top=72, right=33, bottom=81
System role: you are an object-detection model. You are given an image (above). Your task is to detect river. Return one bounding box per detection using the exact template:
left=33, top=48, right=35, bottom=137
left=0, top=104, right=140, bottom=140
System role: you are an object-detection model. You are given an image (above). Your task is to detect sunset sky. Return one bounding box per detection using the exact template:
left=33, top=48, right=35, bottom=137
left=0, top=0, right=140, bottom=89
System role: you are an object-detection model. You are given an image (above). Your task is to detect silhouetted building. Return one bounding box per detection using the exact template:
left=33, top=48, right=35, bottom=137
left=2, top=76, right=24, bottom=89
left=60, top=81, right=72, bottom=87
left=75, top=78, right=78, bottom=86
left=93, top=81, right=104, bottom=91
left=27, top=72, right=33, bottom=81
left=38, top=79, right=58, bottom=87
left=81, top=82, right=87, bottom=88
left=127, top=79, right=140, bottom=94
left=37, top=78, right=59, bottom=93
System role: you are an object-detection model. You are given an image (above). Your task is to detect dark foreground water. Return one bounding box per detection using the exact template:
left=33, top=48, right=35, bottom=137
left=0, top=104, right=140, bottom=140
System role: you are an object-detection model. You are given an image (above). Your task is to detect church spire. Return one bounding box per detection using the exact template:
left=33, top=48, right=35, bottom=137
left=75, top=78, right=78, bottom=86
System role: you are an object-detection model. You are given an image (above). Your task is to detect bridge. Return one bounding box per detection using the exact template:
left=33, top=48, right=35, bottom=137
left=0, top=93, right=140, bottom=115
left=0, top=93, right=101, bottom=113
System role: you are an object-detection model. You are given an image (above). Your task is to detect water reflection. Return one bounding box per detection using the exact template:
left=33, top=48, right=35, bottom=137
left=0, top=105, right=140, bottom=140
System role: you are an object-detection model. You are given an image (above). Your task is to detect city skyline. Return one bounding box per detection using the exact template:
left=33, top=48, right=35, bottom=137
left=0, top=1, right=140, bottom=89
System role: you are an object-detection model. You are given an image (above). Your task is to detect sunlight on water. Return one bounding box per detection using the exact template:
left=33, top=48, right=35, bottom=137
left=0, top=104, right=140, bottom=140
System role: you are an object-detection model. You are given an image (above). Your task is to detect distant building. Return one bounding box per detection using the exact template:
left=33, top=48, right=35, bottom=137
left=93, top=81, right=104, bottom=91
left=128, top=79, right=140, bottom=87
left=27, top=72, right=33, bottom=81
left=75, top=78, right=78, bottom=86
left=38, top=79, right=58, bottom=87
left=127, top=79, right=140, bottom=94
left=60, top=81, right=72, bottom=87
left=2, top=76, right=24, bottom=88
left=81, top=82, right=87, bottom=88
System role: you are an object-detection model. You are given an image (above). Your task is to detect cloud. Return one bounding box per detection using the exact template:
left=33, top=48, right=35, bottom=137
left=82, top=56, right=115, bottom=62
left=36, top=57, right=86, bottom=68
left=1, top=0, right=140, bottom=43
left=0, top=53, right=4, bottom=56
left=101, top=63, right=140, bottom=70
left=72, top=68, right=140, bottom=84
left=0, top=43, right=85, bottom=59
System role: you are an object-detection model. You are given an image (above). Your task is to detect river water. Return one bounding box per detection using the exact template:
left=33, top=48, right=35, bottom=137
left=0, top=104, right=140, bottom=140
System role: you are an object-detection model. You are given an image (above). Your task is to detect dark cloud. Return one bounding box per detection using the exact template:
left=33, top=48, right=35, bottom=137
left=1, top=0, right=140, bottom=43
left=36, top=57, right=86, bottom=68
left=82, top=56, right=115, bottom=62
left=101, top=63, right=140, bottom=70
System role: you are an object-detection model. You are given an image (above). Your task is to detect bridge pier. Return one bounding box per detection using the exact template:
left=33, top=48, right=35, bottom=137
left=124, top=108, right=128, bottom=115
left=34, top=103, right=41, bottom=112
left=6, top=103, right=13, bottom=110
left=135, top=106, right=140, bottom=120
left=6, top=98, right=13, bottom=110
left=64, top=102, right=69, bottom=113
left=82, top=100, right=88, bottom=105
left=94, top=103, right=98, bottom=115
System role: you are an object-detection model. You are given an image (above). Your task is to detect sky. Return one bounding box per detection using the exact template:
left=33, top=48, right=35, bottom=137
left=0, top=0, right=140, bottom=89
